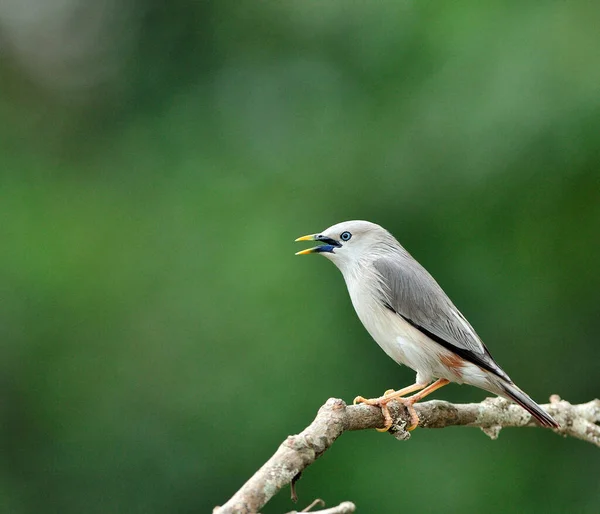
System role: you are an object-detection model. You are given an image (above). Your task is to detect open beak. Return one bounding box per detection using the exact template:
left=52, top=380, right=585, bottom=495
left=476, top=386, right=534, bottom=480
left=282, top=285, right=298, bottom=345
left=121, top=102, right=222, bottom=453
left=295, top=233, right=341, bottom=255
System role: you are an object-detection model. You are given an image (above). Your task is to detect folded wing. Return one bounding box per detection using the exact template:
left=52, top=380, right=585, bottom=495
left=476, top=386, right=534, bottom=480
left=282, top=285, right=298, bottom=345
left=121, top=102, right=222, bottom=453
left=373, top=256, right=510, bottom=382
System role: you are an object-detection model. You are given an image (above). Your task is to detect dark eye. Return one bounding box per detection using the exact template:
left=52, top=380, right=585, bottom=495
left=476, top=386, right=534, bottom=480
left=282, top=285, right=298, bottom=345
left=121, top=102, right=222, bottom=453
left=340, top=231, right=352, bottom=242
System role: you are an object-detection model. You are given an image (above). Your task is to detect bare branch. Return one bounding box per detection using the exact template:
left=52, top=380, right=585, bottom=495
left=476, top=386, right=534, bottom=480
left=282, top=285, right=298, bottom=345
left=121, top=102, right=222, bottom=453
left=213, top=395, right=599, bottom=514
left=285, top=499, right=356, bottom=514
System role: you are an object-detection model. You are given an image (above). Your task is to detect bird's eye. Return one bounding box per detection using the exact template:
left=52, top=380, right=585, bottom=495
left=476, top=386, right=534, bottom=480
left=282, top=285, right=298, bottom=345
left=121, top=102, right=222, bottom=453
left=340, top=231, right=352, bottom=242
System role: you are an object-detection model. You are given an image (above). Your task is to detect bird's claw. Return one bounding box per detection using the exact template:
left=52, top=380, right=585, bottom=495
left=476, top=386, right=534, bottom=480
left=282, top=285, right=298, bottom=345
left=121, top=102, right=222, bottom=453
left=405, top=405, right=420, bottom=431
left=353, top=395, right=393, bottom=431
left=353, top=394, right=420, bottom=432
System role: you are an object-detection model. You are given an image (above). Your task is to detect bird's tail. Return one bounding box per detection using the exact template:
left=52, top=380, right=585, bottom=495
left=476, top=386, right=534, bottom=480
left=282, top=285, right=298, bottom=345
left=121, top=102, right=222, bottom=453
left=497, top=381, right=559, bottom=428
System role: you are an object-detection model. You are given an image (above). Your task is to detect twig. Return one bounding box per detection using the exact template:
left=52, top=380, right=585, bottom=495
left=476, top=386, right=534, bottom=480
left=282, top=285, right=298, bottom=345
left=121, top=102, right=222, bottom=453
left=213, top=395, right=599, bottom=514
left=286, top=500, right=356, bottom=514
left=290, top=472, right=302, bottom=503
left=300, top=498, right=324, bottom=512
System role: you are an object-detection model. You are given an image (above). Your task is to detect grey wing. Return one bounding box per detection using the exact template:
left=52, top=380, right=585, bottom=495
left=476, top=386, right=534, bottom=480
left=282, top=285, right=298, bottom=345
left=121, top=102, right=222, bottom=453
left=373, top=256, right=509, bottom=381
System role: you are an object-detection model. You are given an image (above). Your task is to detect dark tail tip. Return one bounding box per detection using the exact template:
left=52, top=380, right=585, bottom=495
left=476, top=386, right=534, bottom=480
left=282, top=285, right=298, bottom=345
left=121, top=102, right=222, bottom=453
left=500, top=383, right=560, bottom=429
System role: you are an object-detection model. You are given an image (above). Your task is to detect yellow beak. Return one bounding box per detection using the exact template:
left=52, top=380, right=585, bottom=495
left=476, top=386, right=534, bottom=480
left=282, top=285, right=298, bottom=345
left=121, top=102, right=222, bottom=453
left=294, top=234, right=318, bottom=255
left=295, top=248, right=319, bottom=255
left=294, top=234, right=317, bottom=242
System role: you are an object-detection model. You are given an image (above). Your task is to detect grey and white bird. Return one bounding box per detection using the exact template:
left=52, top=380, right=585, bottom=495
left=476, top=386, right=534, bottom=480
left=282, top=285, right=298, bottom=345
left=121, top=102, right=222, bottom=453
left=295, top=220, right=559, bottom=431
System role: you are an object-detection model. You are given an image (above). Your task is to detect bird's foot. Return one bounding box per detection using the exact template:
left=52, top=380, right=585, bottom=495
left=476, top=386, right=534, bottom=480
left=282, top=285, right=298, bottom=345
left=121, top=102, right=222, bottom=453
left=353, top=394, right=419, bottom=432
left=352, top=388, right=398, bottom=406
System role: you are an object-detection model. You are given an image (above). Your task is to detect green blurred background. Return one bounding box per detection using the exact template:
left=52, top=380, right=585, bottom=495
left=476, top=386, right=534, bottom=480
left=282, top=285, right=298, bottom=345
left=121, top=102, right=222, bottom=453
left=1, top=1, right=599, bottom=513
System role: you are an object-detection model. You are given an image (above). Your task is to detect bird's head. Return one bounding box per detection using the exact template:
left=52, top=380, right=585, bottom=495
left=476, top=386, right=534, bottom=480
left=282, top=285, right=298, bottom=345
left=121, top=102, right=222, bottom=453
left=295, top=220, right=394, bottom=272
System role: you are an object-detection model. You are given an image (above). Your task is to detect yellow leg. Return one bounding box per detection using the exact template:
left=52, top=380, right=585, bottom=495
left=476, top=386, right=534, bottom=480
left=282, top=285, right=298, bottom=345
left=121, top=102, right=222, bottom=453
left=353, top=382, right=428, bottom=432
left=353, top=378, right=450, bottom=432
left=402, top=378, right=450, bottom=430
left=406, top=378, right=450, bottom=403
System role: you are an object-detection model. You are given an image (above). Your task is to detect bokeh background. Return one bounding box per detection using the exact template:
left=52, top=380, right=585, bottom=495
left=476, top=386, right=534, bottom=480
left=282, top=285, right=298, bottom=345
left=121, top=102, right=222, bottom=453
left=1, top=1, right=599, bottom=513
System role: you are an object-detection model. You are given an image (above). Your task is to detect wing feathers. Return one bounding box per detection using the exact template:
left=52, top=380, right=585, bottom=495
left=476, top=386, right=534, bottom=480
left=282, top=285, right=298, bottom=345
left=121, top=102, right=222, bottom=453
left=373, top=256, right=509, bottom=381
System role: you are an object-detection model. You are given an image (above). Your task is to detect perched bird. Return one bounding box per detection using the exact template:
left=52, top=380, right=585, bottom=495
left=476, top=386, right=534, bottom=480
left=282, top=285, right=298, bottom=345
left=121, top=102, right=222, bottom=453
left=295, top=220, right=558, bottom=431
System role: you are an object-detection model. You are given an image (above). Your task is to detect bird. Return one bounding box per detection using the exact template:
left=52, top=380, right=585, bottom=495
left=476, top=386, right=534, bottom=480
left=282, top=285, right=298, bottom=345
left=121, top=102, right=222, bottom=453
left=295, top=220, right=559, bottom=432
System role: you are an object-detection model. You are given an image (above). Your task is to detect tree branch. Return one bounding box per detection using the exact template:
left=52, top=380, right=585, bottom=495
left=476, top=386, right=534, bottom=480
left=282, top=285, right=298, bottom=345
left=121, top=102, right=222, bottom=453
left=285, top=499, right=356, bottom=514
left=213, top=394, right=599, bottom=514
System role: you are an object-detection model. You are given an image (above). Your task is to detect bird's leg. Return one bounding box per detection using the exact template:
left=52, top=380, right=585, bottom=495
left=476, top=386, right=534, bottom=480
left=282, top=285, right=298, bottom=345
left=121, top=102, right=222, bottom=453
left=353, top=382, right=426, bottom=406
left=353, top=379, right=451, bottom=432
left=401, top=378, right=450, bottom=430
left=353, top=382, right=428, bottom=432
